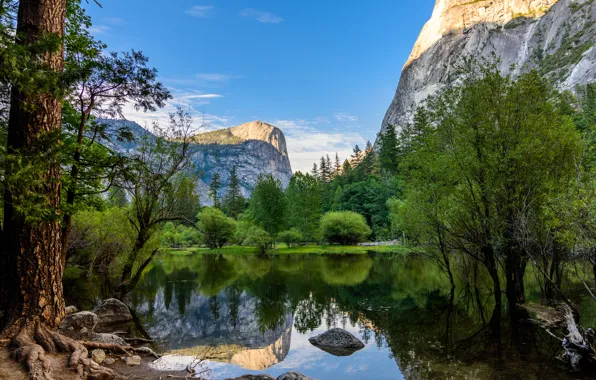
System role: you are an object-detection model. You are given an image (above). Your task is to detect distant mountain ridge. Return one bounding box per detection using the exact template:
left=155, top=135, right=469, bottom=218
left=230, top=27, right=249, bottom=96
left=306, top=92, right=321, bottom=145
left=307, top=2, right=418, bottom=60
left=100, top=119, right=293, bottom=205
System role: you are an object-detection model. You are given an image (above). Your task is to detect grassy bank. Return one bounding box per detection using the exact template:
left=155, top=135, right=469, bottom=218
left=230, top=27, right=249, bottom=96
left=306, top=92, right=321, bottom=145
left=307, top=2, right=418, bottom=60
left=165, top=244, right=410, bottom=256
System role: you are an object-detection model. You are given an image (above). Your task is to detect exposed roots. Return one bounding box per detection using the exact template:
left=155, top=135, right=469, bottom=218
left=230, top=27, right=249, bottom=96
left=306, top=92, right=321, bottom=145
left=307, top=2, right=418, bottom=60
left=5, top=318, right=120, bottom=380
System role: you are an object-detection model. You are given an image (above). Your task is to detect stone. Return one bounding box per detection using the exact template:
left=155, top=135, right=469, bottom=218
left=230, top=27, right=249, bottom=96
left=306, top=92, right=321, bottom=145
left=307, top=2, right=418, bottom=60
left=58, top=311, right=98, bottom=339
left=308, top=328, right=365, bottom=357
left=226, top=376, right=275, bottom=380
left=277, top=373, right=314, bottom=380
left=92, top=298, right=133, bottom=324
left=90, top=349, right=106, bottom=364
left=104, top=358, right=115, bottom=365
left=380, top=0, right=596, bottom=138
left=89, top=333, right=128, bottom=346
left=124, top=355, right=142, bottom=366
left=65, top=306, right=78, bottom=315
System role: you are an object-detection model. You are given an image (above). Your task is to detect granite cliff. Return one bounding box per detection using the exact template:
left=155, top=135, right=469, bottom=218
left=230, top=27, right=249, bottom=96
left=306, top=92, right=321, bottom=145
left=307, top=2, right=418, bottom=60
left=101, top=119, right=293, bottom=205
left=382, top=0, right=596, bottom=134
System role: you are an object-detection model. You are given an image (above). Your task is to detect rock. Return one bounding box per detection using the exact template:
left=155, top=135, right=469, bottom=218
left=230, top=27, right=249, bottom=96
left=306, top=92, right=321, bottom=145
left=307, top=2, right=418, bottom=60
left=58, top=311, right=98, bottom=339
left=124, top=355, right=141, bottom=366
left=90, top=349, right=106, bottom=364
left=277, top=373, right=313, bottom=380
left=65, top=305, right=78, bottom=315
left=226, top=376, right=275, bottom=380
left=104, top=358, right=115, bottom=365
left=92, top=298, right=133, bottom=324
left=380, top=0, right=596, bottom=137
left=308, top=328, right=365, bottom=357
left=89, top=333, right=128, bottom=346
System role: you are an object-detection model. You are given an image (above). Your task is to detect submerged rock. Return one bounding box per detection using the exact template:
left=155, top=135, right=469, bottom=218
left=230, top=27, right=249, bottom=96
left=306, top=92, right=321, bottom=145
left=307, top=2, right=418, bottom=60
left=92, top=298, right=133, bottom=324
left=308, top=328, right=365, bottom=357
left=277, top=372, right=314, bottom=380
left=226, top=376, right=275, bottom=380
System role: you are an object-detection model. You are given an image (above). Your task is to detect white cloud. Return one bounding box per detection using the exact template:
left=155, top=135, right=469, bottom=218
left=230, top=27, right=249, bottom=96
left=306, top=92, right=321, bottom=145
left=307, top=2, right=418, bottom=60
left=88, top=25, right=111, bottom=35
left=334, top=112, right=358, bottom=122
left=103, top=17, right=126, bottom=25
left=186, top=5, right=214, bottom=18
left=272, top=119, right=365, bottom=173
left=240, top=8, right=283, bottom=24
left=180, top=93, right=223, bottom=100
left=195, top=73, right=242, bottom=82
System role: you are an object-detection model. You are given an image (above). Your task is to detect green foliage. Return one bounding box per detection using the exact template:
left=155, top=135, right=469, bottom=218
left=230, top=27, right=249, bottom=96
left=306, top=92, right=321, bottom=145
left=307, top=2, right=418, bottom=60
left=244, top=226, right=273, bottom=254
left=378, top=124, right=400, bottom=175
left=197, top=207, right=236, bottom=249
left=320, top=211, right=371, bottom=245
left=161, top=222, right=200, bottom=248
left=285, top=172, right=322, bottom=241
left=209, top=173, right=222, bottom=209
left=277, top=229, right=304, bottom=247
left=250, top=174, right=287, bottom=237
left=222, top=166, right=246, bottom=219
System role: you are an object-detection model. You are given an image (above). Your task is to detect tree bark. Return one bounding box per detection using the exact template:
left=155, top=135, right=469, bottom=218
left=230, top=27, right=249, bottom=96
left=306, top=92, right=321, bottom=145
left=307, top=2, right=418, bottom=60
left=0, top=0, right=67, bottom=332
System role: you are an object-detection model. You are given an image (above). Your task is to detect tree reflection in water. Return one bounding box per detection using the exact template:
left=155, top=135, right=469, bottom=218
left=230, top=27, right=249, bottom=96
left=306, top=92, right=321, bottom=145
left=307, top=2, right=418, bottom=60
left=64, top=253, right=595, bottom=379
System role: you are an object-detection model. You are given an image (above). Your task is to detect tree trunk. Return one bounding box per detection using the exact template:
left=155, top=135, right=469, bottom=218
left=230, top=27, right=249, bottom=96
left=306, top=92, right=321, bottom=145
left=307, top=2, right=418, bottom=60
left=0, top=0, right=67, bottom=333
left=505, top=249, right=526, bottom=311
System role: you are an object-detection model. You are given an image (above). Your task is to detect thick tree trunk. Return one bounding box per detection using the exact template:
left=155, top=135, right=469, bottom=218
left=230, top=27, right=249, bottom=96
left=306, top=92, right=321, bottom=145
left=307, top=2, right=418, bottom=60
left=0, top=0, right=67, bottom=333
left=505, top=250, right=526, bottom=311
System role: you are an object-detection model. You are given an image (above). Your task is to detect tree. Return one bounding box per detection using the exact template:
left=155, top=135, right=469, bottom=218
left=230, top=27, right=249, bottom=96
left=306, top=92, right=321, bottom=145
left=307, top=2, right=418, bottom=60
left=311, top=163, right=319, bottom=179
left=197, top=207, right=236, bottom=249
left=320, top=156, right=330, bottom=182
left=285, top=172, right=322, bottom=241
left=277, top=229, right=304, bottom=248
left=245, top=226, right=272, bottom=254
left=250, top=174, right=287, bottom=239
left=209, top=173, right=222, bottom=208
left=114, top=109, right=199, bottom=298
left=320, top=211, right=371, bottom=245
left=334, top=152, right=342, bottom=175
left=222, top=166, right=246, bottom=219
left=1, top=0, right=68, bottom=336
left=378, top=124, right=400, bottom=174
left=351, top=145, right=362, bottom=167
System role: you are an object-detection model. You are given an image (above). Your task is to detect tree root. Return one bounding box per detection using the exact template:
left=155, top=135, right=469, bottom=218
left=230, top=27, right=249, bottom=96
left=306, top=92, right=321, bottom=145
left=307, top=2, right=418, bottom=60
left=6, top=318, right=120, bottom=380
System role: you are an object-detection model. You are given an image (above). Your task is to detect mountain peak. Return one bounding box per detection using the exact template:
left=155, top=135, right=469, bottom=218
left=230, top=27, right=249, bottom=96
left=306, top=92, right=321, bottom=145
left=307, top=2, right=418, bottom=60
left=407, top=0, right=559, bottom=67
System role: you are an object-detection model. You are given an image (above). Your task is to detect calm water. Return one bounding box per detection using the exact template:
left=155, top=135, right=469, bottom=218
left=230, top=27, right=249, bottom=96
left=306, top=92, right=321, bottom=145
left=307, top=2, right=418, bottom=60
left=67, top=253, right=596, bottom=379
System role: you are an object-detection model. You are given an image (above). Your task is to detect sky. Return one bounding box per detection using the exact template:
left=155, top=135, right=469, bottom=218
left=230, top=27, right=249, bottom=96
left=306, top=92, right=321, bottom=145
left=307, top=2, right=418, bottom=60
left=83, top=0, right=436, bottom=172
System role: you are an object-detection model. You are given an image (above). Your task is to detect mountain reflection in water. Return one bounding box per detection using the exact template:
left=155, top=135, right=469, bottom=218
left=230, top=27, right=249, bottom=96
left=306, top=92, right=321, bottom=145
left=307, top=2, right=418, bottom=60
left=66, top=253, right=596, bottom=379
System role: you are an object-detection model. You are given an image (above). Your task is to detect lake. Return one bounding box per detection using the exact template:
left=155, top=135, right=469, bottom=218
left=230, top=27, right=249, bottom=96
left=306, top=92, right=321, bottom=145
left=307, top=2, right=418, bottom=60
left=66, top=252, right=596, bottom=379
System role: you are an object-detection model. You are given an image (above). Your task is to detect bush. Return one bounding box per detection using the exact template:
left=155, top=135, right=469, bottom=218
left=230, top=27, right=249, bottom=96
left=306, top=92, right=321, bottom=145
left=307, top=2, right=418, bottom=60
left=197, top=207, right=236, bottom=249
left=320, top=211, right=371, bottom=245
left=244, top=227, right=272, bottom=254
left=277, top=229, right=304, bottom=247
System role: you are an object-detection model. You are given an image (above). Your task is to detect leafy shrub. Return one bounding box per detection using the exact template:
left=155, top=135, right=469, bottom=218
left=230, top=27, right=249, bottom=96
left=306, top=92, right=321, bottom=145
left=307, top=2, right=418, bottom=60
left=161, top=222, right=200, bottom=248
left=244, top=227, right=272, bottom=254
left=277, top=229, right=304, bottom=247
left=197, top=207, right=236, bottom=249
left=320, top=211, right=371, bottom=245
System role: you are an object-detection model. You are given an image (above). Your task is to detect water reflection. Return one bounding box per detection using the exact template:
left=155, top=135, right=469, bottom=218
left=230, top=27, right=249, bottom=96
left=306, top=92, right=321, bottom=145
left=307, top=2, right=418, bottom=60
left=66, top=253, right=596, bottom=379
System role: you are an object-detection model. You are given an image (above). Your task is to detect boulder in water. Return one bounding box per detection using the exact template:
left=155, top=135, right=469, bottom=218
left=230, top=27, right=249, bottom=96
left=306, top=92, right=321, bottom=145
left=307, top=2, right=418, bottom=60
left=92, top=298, right=133, bottom=324
left=308, top=328, right=364, bottom=356
left=277, top=372, right=314, bottom=380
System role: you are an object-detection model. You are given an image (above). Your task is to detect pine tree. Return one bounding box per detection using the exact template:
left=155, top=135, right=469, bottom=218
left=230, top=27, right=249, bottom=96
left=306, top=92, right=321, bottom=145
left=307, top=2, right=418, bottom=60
left=326, top=154, right=332, bottom=176
left=209, top=173, right=222, bottom=208
left=351, top=145, right=362, bottom=167
left=311, top=163, right=319, bottom=179
left=378, top=124, right=400, bottom=174
left=320, top=156, right=329, bottom=182
left=334, top=152, right=341, bottom=174
left=222, top=166, right=246, bottom=219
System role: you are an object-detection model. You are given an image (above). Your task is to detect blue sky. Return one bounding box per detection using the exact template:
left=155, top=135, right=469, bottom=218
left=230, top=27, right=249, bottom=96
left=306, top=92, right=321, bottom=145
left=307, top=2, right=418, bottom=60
left=84, top=0, right=436, bottom=172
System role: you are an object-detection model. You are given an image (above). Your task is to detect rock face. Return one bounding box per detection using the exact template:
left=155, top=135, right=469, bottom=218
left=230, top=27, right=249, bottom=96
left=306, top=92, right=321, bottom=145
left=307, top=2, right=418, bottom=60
left=101, top=119, right=293, bottom=205
left=308, top=328, right=365, bottom=357
left=382, top=0, right=596, bottom=134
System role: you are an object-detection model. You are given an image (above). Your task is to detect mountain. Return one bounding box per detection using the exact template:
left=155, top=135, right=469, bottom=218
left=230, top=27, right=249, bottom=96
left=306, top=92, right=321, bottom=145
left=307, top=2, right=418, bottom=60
left=101, top=119, right=293, bottom=205
left=381, top=0, right=596, bottom=134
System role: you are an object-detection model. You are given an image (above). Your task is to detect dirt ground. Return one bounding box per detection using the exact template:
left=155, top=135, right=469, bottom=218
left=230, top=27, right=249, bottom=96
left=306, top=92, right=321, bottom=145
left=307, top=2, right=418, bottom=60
left=0, top=343, right=190, bottom=380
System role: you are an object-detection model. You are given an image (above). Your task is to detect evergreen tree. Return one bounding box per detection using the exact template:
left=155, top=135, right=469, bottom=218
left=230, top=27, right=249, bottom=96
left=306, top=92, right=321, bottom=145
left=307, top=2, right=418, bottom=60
left=332, top=185, right=343, bottom=211
left=209, top=173, right=222, bottom=208
left=285, top=172, right=322, bottom=241
left=334, top=152, right=342, bottom=174
left=378, top=124, right=400, bottom=174
left=311, top=163, right=319, bottom=179
left=320, top=156, right=330, bottom=182
left=222, top=166, right=246, bottom=219
left=250, top=174, right=288, bottom=238
left=351, top=145, right=362, bottom=167
left=326, top=154, right=332, bottom=176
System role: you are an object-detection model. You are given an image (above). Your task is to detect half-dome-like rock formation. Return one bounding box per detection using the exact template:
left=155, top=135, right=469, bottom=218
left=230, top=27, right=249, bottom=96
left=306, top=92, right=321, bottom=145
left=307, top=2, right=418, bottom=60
left=382, top=0, right=595, bottom=135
